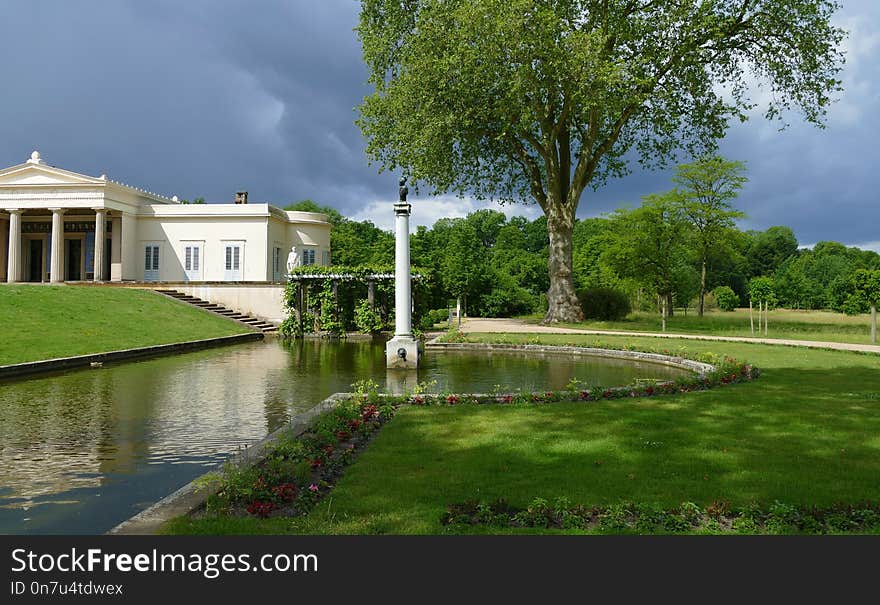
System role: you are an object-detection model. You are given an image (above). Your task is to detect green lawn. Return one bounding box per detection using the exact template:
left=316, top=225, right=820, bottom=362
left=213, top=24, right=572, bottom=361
left=0, top=285, right=250, bottom=365
left=518, top=308, right=877, bottom=345
left=166, top=332, right=880, bottom=535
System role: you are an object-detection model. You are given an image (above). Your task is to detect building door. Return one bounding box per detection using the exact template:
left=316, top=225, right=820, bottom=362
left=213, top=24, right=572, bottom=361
left=223, top=243, right=243, bottom=281
left=65, top=239, right=82, bottom=281
left=28, top=239, right=43, bottom=282
left=183, top=243, right=203, bottom=281
left=144, top=244, right=160, bottom=281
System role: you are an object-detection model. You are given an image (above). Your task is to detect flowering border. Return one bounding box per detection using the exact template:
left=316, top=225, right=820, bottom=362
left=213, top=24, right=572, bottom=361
left=440, top=497, right=880, bottom=534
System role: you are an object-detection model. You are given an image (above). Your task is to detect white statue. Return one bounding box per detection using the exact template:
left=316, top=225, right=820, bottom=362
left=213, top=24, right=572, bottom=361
left=286, top=246, right=301, bottom=273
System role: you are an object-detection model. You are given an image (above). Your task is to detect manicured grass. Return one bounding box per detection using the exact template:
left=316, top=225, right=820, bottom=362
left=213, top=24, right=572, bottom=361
left=166, top=332, right=880, bottom=535
left=0, top=285, right=250, bottom=365
left=519, top=308, right=877, bottom=345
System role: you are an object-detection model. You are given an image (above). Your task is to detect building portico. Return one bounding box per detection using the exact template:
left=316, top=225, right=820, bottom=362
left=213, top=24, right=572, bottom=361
left=1, top=151, right=331, bottom=285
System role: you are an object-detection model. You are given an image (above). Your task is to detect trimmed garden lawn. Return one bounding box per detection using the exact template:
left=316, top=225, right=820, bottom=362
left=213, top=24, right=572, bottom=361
left=519, top=308, right=878, bottom=345
left=0, top=285, right=250, bottom=365
left=165, top=332, right=880, bottom=535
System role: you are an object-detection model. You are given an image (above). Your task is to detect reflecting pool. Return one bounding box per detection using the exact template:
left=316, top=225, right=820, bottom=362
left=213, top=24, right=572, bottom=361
left=0, top=339, right=689, bottom=534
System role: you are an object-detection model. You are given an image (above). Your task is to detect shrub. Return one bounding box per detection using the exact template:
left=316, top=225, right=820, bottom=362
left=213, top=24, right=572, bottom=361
left=420, top=308, right=450, bottom=330
left=577, top=287, right=631, bottom=321
left=712, top=286, right=739, bottom=312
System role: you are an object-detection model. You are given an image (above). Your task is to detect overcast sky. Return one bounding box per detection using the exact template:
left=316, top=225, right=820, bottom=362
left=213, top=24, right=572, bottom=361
left=1, top=1, right=877, bottom=250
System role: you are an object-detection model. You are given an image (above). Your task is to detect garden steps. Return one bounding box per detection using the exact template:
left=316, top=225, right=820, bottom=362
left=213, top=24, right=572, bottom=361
left=154, top=289, right=278, bottom=334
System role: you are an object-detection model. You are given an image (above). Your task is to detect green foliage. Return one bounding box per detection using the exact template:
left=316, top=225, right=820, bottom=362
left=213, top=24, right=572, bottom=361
left=601, top=192, right=692, bottom=311
left=712, top=286, right=739, bottom=312
left=577, top=287, right=631, bottom=321
left=354, top=300, right=384, bottom=335
left=281, top=264, right=433, bottom=337
left=749, top=276, right=777, bottom=307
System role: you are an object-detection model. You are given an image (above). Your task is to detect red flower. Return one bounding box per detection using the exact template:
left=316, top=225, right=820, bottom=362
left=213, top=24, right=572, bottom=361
left=347, top=418, right=363, bottom=431
left=323, top=445, right=335, bottom=456
left=501, top=395, right=513, bottom=404
left=411, top=395, right=425, bottom=405
left=361, top=404, right=379, bottom=420
left=579, top=390, right=591, bottom=400
left=645, top=386, right=654, bottom=396
left=309, top=458, right=323, bottom=469
left=335, top=429, right=351, bottom=442
left=246, top=500, right=277, bottom=518
left=445, top=395, right=459, bottom=405
left=603, top=389, right=613, bottom=398
left=272, top=483, right=298, bottom=503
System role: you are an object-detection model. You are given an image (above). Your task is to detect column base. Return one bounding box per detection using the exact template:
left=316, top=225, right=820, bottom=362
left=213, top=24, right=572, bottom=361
left=386, top=335, right=420, bottom=369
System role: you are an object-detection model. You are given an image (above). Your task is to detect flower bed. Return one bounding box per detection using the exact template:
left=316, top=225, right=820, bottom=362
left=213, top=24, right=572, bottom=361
left=441, top=498, right=880, bottom=534
left=197, top=396, right=397, bottom=520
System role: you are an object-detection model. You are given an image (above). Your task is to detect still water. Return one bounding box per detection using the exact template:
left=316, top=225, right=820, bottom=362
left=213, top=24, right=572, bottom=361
left=0, top=339, right=688, bottom=534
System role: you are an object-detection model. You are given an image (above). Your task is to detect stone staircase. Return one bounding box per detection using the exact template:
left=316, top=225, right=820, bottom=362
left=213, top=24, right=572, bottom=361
left=155, top=289, right=278, bottom=334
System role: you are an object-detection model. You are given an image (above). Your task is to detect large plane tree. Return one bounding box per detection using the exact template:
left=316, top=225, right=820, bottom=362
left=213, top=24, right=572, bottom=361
left=357, top=0, right=845, bottom=322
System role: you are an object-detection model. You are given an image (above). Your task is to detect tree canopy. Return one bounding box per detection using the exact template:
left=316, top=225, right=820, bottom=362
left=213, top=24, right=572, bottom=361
left=357, top=0, right=846, bottom=322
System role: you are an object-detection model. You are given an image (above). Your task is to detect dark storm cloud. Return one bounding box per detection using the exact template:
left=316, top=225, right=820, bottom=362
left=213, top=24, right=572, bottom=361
left=0, top=0, right=877, bottom=248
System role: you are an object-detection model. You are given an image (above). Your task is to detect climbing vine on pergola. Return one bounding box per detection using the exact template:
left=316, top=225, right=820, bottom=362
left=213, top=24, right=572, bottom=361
left=280, top=265, right=432, bottom=338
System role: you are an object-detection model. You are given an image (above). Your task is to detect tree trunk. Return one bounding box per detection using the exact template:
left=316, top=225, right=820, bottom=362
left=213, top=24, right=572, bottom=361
left=666, top=293, right=674, bottom=318
left=750, top=299, right=754, bottom=335
left=699, top=257, right=707, bottom=317
left=456, top=296, right=461, bottom=328
left=543, top=209, right=583, bottom=323
left=871, top=305, right=877, bottom=344
left=763, top=301, right=768, bottom=336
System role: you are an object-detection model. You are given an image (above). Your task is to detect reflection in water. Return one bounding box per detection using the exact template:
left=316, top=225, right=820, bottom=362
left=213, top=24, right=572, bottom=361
left=0, top=340, right=688, bottom=534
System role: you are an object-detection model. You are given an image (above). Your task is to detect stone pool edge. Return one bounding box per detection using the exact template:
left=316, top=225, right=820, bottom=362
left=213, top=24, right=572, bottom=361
left=0, top=332, right=264, bottom=380
left=425, top=341, right=715, bottom=376
left=108, top=392, right=351, bottom=535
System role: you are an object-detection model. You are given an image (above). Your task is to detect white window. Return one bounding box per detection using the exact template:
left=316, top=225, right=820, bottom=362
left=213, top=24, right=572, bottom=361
left=183, top=243, right=203, bottom=281
left=302, top=248, right=316, bottom=266
left=144, top=244, right=160, bottom=281
left=322, top=250, right=330, bottom=266
left=223, top=242, right=244, bottom=281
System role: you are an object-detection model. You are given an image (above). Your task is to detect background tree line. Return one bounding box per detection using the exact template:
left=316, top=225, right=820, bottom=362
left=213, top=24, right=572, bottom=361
left=287, top=155, right=880, bottom=324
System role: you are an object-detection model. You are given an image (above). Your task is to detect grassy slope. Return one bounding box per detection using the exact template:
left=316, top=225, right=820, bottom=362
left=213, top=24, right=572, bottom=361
left=518, top=309, right=877, bottom=345
left=166, top=332, right=880, bottom=535
left=0, top=285, right=250, bottom=365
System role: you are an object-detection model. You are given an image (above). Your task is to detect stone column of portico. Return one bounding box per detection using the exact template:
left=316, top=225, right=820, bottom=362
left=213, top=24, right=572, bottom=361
left=6, top=210, right=22, bottom=283
left=93, top=208, right=106, bottom=281
left=49, top=208, right=66, bottom=283
left=0, top=214, right=8, bottom=282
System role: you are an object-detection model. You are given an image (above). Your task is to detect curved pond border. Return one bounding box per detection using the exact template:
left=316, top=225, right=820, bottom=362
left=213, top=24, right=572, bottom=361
left=425, top=341, right=716, bottom=376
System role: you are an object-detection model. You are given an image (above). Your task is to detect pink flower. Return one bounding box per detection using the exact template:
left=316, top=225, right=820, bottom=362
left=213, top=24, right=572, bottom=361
left=308, top=484, right=319, bottom=493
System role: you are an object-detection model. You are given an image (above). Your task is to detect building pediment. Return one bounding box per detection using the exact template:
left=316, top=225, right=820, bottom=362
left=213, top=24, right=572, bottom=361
left=0, top=160, right=105, bottom=188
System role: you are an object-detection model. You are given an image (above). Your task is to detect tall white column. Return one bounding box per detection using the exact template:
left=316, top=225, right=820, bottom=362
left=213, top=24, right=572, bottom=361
left=93, top=208, right=106, bottom=281
left=6, top=210, right=22, bottom=283
left=49, top=208, right=66, bottom=283
left=386, top=179, right=419, bottom=369
left=393, top=201, right=413, bottom=337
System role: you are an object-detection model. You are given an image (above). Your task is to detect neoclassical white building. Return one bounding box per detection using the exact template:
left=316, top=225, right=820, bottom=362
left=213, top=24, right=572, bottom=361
left=0, top=151, right=331, bottom=285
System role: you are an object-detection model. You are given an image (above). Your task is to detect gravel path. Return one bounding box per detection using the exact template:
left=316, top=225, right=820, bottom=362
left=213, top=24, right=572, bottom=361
left=458, top=317, right=880, bottom=355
